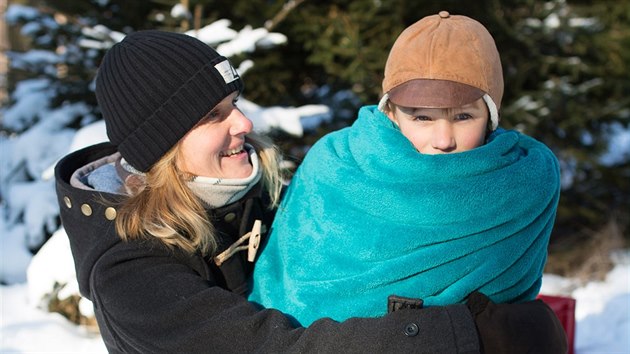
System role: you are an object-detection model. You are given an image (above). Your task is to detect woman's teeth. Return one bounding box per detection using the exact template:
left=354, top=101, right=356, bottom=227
left=221, top=146, right=243, bottom=157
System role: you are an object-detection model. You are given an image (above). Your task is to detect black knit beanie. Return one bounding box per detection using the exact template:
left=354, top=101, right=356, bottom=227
left=95, top=30, right=244, bottom=172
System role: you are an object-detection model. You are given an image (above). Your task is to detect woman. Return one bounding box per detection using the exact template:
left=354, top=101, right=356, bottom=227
left=55, top=30, right=566, bottom=353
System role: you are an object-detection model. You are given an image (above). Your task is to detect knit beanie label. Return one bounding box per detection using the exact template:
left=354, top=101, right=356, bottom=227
left=215, top=60, right=240, bottom=84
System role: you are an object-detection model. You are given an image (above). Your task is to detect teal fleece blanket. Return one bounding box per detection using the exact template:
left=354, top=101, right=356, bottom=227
left=249, top=105, right=560, bottom=326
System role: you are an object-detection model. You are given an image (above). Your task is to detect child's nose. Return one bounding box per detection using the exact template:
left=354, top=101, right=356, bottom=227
left=431, top=121, right=456, bottom=152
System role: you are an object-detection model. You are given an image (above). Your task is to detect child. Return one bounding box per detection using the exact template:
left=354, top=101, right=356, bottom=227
left=249, top=11, right=561, bottom=326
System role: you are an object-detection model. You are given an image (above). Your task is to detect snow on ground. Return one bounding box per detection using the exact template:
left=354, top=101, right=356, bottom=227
left=542, top=253, right=630, bottom=353
left=1, top=284, right=107, bottom=353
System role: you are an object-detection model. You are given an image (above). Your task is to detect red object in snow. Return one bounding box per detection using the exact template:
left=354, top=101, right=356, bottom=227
left=537, top=294, right=576, bottom=354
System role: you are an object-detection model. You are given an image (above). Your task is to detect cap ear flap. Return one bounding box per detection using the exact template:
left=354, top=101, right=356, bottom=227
left=482, top=94, right=499, bottom=131
left=378, top=93, right=390, bottom=113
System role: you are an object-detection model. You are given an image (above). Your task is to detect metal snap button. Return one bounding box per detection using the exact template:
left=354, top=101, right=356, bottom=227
left=105, top=207, right=117, bottom=220
left=81, top=203, right=93, bottom=216
left=224, top=212, right=236, bottom=223
left=404, top=322, right=419, bottom=337
left=63, top=196, right=72, bottom=208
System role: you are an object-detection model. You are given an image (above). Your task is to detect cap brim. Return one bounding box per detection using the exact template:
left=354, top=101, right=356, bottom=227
left=388, top=79, right=485, bottom=108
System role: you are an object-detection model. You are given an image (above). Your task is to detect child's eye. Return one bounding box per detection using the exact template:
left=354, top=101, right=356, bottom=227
left=412, top=115, right=431, bottom=121
left=454, top=113, right=473, bottom=121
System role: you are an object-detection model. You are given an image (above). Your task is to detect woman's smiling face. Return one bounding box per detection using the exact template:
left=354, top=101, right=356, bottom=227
left=177, top=91, right=254, bottom=179
left=387, top=98, right=490, bottom=154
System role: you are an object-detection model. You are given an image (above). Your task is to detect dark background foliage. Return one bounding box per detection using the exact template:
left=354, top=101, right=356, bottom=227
left=3, top=0, right=629, bottom=273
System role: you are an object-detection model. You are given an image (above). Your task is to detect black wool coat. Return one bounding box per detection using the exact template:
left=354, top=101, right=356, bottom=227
left=54, top=142, right=481, bottom=354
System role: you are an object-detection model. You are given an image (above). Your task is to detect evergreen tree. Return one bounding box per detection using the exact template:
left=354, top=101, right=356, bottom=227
left=222, top=0, right=630, bottom=244
left=3, top=0, right=628, bottom=257
left=492, top=0, right=630, bottom=242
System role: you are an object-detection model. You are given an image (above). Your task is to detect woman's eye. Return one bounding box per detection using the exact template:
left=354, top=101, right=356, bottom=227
left=199, top=110, right=221, bottom=124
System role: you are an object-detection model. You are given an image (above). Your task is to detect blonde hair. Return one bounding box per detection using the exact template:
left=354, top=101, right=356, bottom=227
left=115, top=132, right=284, bottom=256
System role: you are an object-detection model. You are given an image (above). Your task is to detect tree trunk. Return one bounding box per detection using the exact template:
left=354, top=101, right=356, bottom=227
left=0, top=0, right=9, bottom=106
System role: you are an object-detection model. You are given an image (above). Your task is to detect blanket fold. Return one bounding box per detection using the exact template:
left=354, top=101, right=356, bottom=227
left=249, top=105, right=560, bottom=326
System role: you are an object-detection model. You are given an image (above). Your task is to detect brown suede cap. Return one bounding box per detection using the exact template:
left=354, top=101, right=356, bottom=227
left=382, top=11, right=504, bottom=109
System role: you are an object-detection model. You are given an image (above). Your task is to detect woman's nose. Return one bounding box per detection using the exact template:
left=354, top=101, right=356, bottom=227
left=431, top=121, right=456, bottom=152
left=229, top=108, right=253, bottom=136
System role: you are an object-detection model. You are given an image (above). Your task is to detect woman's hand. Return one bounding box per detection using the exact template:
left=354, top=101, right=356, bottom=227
left=466, top=292, right=568, bottom=354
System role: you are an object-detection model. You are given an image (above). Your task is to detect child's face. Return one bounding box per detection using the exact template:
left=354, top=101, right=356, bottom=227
left=387, top=98, right=489, bottom=154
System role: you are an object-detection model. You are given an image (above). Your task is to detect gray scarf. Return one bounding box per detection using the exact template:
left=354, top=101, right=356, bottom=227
left=185, top=145, right=262, bottom=208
